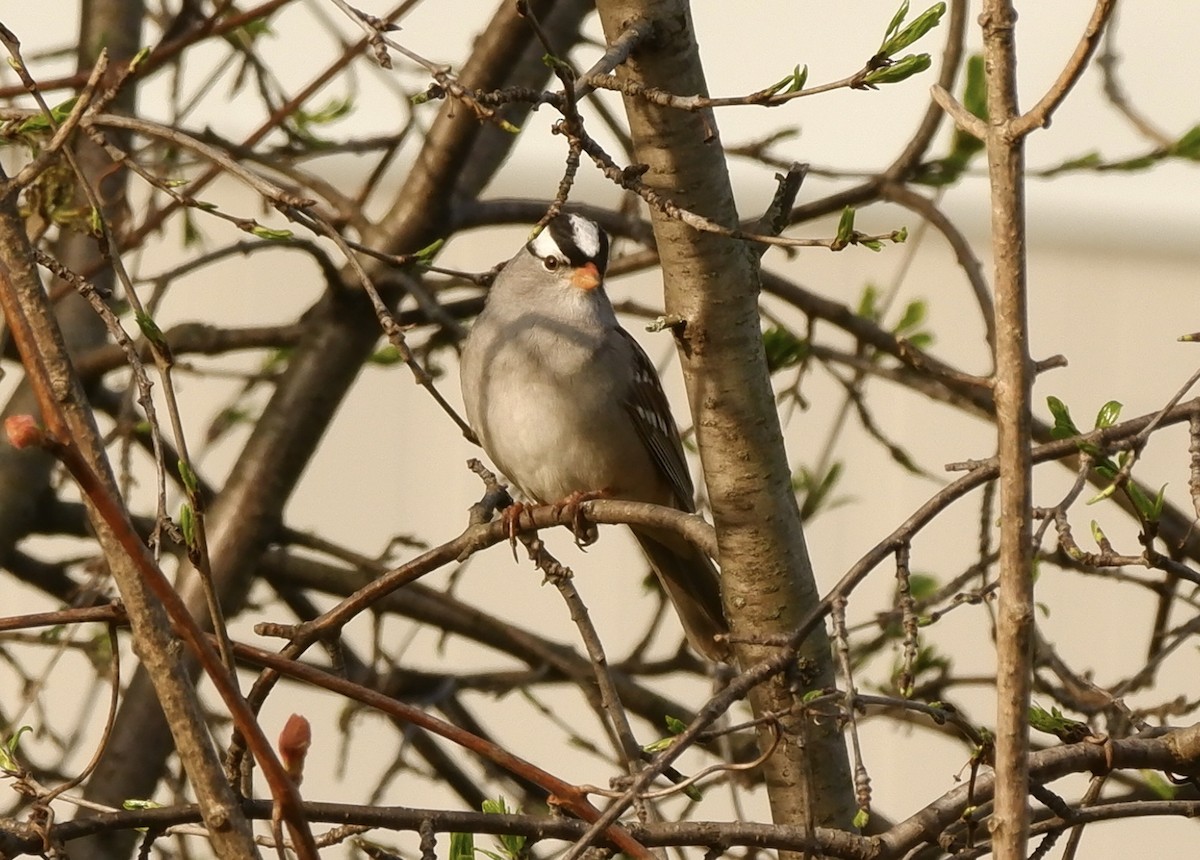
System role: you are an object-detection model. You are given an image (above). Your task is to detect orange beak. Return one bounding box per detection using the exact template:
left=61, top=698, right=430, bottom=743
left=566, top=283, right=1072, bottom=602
left=571, top=262, right=601, bottom=291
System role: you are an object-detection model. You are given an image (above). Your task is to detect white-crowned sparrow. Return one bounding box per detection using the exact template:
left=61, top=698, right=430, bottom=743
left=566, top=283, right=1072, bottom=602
left=459, top=213, right=729, bottom=661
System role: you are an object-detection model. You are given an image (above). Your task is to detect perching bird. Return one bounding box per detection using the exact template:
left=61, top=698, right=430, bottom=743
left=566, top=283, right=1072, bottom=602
left=459, top=213, right=729, bottom=661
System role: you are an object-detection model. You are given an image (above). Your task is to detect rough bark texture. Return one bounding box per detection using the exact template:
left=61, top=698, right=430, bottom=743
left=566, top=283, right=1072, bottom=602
left=595, top=0, right=855, bottom=837
left=981, top=2, right=1034, bottom=857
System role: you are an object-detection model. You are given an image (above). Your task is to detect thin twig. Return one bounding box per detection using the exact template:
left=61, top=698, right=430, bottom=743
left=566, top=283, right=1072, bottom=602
left=1014, top=0, right=1119, bottom=136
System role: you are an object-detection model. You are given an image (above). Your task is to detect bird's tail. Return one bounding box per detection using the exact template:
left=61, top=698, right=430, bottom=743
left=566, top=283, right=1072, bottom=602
left=631, top=527, right=730, bottom=662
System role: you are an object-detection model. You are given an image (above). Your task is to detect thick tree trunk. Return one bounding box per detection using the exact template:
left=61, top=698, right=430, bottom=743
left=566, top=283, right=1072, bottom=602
left=596, top=0, right=855, bottom=840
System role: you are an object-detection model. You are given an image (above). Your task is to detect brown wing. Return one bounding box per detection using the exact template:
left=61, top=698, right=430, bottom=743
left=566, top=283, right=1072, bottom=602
left=615, top=328, right=696, bottom=513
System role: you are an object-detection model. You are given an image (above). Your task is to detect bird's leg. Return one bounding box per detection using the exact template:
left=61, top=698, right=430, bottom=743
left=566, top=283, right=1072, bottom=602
left=501, top=500, right=529, bottom=560
left=551, top=489, right=609, bottom=548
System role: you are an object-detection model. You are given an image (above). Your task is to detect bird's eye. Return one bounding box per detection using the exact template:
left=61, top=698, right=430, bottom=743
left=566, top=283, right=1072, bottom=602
left=542, top=256, right=561, bottom=271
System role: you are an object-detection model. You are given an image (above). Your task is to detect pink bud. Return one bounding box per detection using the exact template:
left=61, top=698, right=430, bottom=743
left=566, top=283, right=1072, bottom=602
left=278, top=714, right=312, bottom=783
left=4, top=415, right=44, bottom=450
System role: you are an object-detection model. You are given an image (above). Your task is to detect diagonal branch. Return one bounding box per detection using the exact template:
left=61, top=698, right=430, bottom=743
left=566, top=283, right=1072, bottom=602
left=1014, top=0, right=1118, bottom=136
left=0, top=192, right=276, bottom=859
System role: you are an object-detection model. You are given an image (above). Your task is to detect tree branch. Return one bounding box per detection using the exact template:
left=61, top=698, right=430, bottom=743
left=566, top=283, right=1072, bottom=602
left=978, top=2, right=1034, bottom=856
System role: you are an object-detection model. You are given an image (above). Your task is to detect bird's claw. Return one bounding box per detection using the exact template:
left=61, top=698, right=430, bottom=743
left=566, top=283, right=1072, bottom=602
left=502, top=501, right=528, bottom=560
left=501, top=491, right=605, bottom=556
left=551, top=490, right=606, bottom=548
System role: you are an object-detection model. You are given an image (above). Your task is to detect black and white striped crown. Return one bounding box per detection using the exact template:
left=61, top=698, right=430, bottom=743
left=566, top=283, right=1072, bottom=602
left=530, top=213, right=610, bottom=273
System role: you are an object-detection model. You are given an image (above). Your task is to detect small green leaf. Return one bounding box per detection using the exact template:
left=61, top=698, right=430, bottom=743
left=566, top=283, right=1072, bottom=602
left=835, top=206, right=856, bottom=245
left=894, top=300, right=927, bottom=335
left=906, top=332, right=935, bottom=350
left=40, top=625, right=65, bottom=643
left=1094, top=400, right=1122, bottom=429
left=1090, top=520, right=1105, bottom=545
left=250, top=225, right=293, bottom=240
left=449, top=831, right=474, bottom=860
left=863, top=53, right=932, bottom=86
left=182, top=210, right=202, bottom=247
left=909, top=644, right=951, bottom=677
left=1028, top=703, right=1090, bottom=743
left=859, top=238, right=884, bottom=251
left=210, top=408, right=249, bottom=430
left=295, top=96, right=355, bottom=128
left=177, top=460, right=199, bottom=495
left=541, top=53, right=576, bottom=78
left=134, top=311, right=166, bottom=347
left=128, top=46, right=151, bottom=73
left=1088, top=482, right=1119, bottom=505
left=1150, top=484, right=1167, bottom=521
left=908, top=573, right=939, bottom=601
left=179, top=502, right=197, bottom=549
left=367, top=345, right=402, bottom=366
left=1093, top=456, right=1118, bottom=480
left=642, top=715, right=688, bottom=751
left=262, top=347, right=293, bottom=372
left=1046, top=396, right=1080, bottom=439
left=853, top=808, right=871, bottom=829
left=797, top=460, right=845, bottom=520
left=1027, top=703, right=1056, bottom=732
left=1171, top=124, right=1200, bottom=160
left=1141, top=769, right=1178, bottom=800
left=764, top=64, right=810, bottom=96
left=879, top=3, right=946, bottom=57
left=122, top=798, right=163, bottom=811
left=16, top=97, right=78, bottom=133
left=1, top=726, right=33, bottom=771
left=762, top=325, right=809, bottom=372
left=1126, top=482, right=1166, bottom=523
left=84, top=628, right=114, bottom=671
left=239, top=16, right=274, bottom=38
left=857, top=283, right=881, bottom=321
left=762, top=71, right=791, bottom=97
left=413, top=238, right=444, bottom=265
left=961, top=53, right=987, bottom=120
left=481, top=798, right=526, bottom=859
left=786, top=64, right=809, bottom=94
left=883, top=0, right=910, bottom=42
left=481, top=797, right=509, bottom=815
left=1108, top=154, right=1158, bottom=172
left=1042, top=151, right=1103, bottom=175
